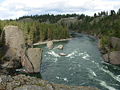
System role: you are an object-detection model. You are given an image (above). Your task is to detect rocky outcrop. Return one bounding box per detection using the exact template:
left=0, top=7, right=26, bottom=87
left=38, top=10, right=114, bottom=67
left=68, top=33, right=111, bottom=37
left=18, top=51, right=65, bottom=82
left=0, top=74, right=99, bottom=90
left=47, top=41, right=53, bottom=49
left=100, top=37, right=120, bottom=65
left=1, top=26, right=43, bottom=73
left=4, top=26, right=25, bottom=56
left=2, top=26, right=25, bottom=70
left=25, top=48, right=43, bottom=73
left=103, top=51, right=120, bottom=65
left=110, top=37, right=120, bottom=50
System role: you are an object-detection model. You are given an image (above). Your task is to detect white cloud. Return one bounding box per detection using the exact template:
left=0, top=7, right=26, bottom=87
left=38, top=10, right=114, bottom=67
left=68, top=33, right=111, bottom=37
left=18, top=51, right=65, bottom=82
left=0, top=0, right=120, bottom=19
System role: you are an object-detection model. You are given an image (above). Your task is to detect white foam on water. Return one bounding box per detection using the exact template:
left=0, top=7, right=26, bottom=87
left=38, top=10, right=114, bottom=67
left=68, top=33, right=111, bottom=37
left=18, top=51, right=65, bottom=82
left=89, top=74, right=117, bottom=90
left=56, top=76, right=68, bottom=82
left=79, top=53, right=84, bottom=56
left=99, top=80, right=116, bottom=90
left=101, top=67, right=120, bottom=83
left=53, top=58, right=58, bottom=62
left=48, top=51, right=60, bottom=57
left=66, top=50, right=78, bottom=57
left=88, top=68, right=97, bottom=77
left=56, top=76, right=60, bottom=79
left=63, top=78, right=68, bottom=82
left=82, top=53, right=90, bottom=60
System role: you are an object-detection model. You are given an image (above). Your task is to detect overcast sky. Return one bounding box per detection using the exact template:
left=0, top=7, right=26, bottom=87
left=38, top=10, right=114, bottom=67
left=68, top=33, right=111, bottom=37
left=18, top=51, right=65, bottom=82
left=0, top=0, right=120, bottom=20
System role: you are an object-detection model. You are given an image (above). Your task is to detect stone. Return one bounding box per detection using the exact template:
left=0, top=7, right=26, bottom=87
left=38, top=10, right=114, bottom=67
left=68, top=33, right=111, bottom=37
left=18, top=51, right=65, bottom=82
left=14, top=85, right=45, bottom=90
left=1, top=26, right=25, bottom=70
left=59, top=53, right=67, bottom=56
left=110, top=37, right=120, bottom=50
left=2, top=25, right=43, bottom=74
left=47, top=41, right=53, bottom=49
left=0, top=75, right=99, bottom=90
left=103, top=51, right=120, bottom=64
left=3, top=26, right=25, bottom=60
left=23, top=48, right=43, bottom=73
left=4, top=26, right=25, bottom=55
left=103, top=54, right=109, bottom=63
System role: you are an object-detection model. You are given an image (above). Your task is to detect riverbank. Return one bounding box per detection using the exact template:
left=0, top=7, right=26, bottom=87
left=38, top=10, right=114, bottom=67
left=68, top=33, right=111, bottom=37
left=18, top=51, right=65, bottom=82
left=0, top=74, right=99, bottom=90
left=33, top=38, right=72, bottom=46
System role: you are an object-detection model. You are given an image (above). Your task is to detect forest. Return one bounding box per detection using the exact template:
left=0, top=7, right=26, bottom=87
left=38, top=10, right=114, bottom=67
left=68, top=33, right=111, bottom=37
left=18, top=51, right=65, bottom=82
left=0, top=20, right=69, bottom=45
left=0, top=9, right=120, bottom=49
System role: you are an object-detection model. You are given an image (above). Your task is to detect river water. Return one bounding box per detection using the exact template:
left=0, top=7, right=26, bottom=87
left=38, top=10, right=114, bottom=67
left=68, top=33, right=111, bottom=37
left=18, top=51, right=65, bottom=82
left=38, top=33, right=120, bottom=90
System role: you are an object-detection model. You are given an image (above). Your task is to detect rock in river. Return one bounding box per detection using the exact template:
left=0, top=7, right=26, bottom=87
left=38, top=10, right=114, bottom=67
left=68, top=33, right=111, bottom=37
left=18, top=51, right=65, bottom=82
left=26, top=48, right=43, bottom=73
left=103, top=51, right=120, bottom=65
left=47, top=41, right=53, bottom=49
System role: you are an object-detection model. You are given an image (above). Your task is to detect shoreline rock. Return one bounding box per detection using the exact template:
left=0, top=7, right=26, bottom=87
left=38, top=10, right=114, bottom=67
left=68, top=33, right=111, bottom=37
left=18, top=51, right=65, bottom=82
left=98, top=37, right=120, bottom=65
left=103, top=51, right=120, bottom=65
left=1, top=26, right=43, bottom=74
left=0, top=74, right=99, bottom=90
left=47, top=41, right=53, bottom=49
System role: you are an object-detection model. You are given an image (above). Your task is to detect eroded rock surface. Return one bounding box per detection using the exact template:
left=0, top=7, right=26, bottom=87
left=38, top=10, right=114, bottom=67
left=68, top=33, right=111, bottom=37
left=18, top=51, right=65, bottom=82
left=110, top=37, right=120, bottom=50
left=1, top=26, right=25, bottom=70
left=26, top=48, right=43, bottom=73
left=0, top=75, right=99, bottom=90
left=4, top=26, right=25, bottom=57
left=2, top=26, right=43, bottom=73
left=103, top=51, right=120, bottom=65
left=47, top=41, right=53, bottom=49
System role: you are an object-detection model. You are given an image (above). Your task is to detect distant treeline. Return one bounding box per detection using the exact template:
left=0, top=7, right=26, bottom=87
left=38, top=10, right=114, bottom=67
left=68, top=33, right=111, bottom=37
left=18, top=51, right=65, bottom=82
left=17, top=14, right=79, bottom=23
left=1, top=9, right=120, bottom=49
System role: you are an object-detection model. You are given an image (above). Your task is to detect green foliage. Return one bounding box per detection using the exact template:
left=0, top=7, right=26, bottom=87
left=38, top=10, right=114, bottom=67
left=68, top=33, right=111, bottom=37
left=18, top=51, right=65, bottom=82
left=0, top=20, right=69, bottom=44
left=1, top=9, right=120, bottom=51
left=100, top=36, right=110, bottom=48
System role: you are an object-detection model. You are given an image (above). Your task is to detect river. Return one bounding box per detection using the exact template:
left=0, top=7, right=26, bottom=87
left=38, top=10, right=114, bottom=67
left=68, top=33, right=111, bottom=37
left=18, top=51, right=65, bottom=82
left=37, top=33, right=120, bottom=90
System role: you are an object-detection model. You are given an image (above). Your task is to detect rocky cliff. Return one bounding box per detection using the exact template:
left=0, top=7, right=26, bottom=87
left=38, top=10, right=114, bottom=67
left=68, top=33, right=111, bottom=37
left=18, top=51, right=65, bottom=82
left=1, top=25, right=43, bottom=73
left=101, top=37, right=120, bottom=65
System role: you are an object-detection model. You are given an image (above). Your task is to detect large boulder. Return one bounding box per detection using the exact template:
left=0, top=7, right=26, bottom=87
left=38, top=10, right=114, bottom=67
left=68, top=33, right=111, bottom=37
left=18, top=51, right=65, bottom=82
left=2, top=26, right=43, bottom=74
left=47, top=41, right=53, bottom=49
left=103, top=51, right=120, bottom=65
left=3, top=26, right=25, bottom=58
left=2, top=26, right=25, bottom=69
left=24, top=48, right=43, bottom=73
left=110, top=37, right=120, bottom=50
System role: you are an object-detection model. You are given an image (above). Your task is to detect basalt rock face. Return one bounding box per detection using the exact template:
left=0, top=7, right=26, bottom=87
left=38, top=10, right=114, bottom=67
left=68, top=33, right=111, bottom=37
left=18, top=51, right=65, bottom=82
left=0, top=75, right=99, bottom=90
left=4, top=26, right=25, bottom=57
left=2, top=26, right=43, bottom=73
left=24, top=48, right=43, bottom=73
left=103, top=51, right=120, bottom=65
left=110, top=37, right=120, bottom=50
left=102, top=37, right=120, bottom=65
left=2, top=26, right=25, bottom=70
